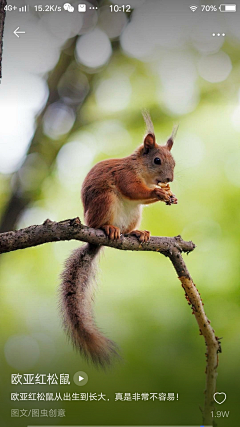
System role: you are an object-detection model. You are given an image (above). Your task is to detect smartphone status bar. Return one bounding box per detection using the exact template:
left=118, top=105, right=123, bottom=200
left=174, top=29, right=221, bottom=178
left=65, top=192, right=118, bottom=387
left=3, top=3, right=238, bottom=14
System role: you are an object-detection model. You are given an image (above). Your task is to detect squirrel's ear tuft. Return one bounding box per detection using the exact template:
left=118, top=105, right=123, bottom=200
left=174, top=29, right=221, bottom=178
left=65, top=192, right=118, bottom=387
left=143, top=133, right=156, bottom=154
left=166, top=137, right=173, bottom=151
left=166, top=124, right=179, bottom=151
left=142, top=110, right=156, bottom=153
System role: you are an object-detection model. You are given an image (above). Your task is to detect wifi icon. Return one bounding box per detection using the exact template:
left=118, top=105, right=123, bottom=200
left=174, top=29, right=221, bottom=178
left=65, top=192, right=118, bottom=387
left=190, top=5, right=198, bottom=12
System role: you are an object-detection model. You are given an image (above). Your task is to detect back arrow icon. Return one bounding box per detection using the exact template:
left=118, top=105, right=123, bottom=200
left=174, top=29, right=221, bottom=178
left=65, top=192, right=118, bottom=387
left=14, top=27, right=26, bottom=38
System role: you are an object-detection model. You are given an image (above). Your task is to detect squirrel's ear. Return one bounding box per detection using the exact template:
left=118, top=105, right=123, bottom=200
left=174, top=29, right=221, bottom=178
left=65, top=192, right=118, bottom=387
left=166, top=124, right=179, bottom=151
left=143, top=133, right=156, bottom=154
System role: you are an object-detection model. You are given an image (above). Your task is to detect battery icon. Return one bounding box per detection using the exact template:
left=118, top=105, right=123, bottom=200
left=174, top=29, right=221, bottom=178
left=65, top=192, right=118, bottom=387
left=219, top=4, right=237, bottom=12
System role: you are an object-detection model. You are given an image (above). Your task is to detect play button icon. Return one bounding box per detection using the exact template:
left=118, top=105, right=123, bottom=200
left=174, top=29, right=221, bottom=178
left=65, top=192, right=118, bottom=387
left=73, top=371, right=88, bottom=386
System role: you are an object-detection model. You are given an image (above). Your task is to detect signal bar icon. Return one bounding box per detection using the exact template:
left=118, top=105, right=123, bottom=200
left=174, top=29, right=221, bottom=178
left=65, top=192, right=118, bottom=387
left=190, top=5, right=198, bottom=12
left=19, top=5, right=29, bottom=12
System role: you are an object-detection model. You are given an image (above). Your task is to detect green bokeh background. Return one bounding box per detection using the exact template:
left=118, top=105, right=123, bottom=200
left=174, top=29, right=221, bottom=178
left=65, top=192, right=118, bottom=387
left=1, top=1, right=240, bottom=426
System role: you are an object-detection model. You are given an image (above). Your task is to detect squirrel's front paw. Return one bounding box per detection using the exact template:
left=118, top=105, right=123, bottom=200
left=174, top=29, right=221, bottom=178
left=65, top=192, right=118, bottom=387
left=102, top=225, right=121, bottom=240
left=166, top=194, right=178, bottom=205
left=153, top=187, right=171, bottom=203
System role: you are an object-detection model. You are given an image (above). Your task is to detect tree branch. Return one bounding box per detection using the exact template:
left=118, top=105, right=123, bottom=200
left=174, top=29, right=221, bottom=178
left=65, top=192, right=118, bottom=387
left=0, top=217, right=220, bottom=425
left=169, top=249, right=221, bottom=425
left=0, top=217, right=195, bottom=255
left=0, top=0, right=7, bottom=80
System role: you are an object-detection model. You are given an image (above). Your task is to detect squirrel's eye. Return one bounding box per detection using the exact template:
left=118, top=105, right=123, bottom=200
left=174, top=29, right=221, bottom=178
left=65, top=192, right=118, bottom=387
left=154, top=157, right=161, bottom=165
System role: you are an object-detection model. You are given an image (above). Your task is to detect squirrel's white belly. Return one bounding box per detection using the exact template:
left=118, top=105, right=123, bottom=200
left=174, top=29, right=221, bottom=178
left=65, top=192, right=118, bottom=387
left=112, top=196, right=142, bottom=233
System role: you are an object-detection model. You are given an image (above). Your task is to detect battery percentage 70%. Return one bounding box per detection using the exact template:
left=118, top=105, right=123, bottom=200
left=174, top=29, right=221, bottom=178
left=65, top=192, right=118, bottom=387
left=201, top=5, right=217, bottom=11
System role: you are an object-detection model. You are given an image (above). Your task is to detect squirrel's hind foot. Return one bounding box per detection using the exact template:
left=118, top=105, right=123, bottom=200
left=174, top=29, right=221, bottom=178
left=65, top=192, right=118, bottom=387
left=102, top=225, right=121, bottom=240
left=128, top=229, right=150, bottom=243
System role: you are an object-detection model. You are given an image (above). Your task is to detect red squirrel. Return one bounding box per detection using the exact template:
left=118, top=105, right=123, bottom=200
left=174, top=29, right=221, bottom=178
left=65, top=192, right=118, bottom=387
left=60, top=112, right=178, bottom=367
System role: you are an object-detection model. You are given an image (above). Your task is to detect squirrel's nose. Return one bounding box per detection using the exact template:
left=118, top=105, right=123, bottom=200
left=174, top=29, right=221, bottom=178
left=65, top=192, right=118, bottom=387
left=166, top=177, right=171, bottom=182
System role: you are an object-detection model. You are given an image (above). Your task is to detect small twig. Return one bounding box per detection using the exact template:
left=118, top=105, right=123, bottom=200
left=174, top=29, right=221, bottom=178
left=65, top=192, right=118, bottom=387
left=0, top=217, right=220, bottom=425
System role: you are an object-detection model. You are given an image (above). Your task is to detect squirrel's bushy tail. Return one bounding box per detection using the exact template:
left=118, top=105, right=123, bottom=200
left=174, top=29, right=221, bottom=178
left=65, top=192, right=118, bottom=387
left=60, top=243, right=118, bottom=367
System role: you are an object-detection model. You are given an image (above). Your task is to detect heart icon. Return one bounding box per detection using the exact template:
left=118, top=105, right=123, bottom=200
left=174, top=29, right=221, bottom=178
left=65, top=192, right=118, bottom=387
left=213, top=392, right=227, bottom=404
